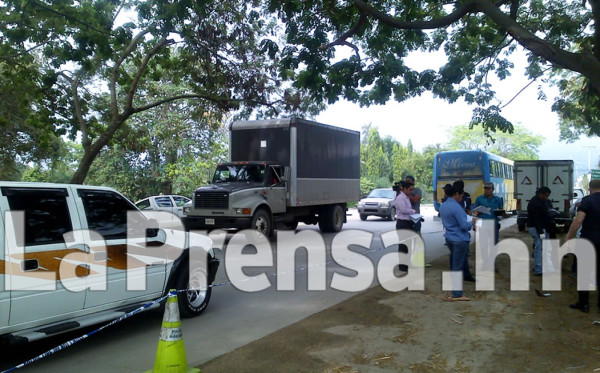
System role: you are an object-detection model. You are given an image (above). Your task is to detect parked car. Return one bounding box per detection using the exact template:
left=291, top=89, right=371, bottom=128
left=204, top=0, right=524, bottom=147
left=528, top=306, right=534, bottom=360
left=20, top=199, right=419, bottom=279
left=0, top=182, right=218, bottom=345
left=135, top=195, right=191, bottom=218
left=357, top=188, right=397, bottom=221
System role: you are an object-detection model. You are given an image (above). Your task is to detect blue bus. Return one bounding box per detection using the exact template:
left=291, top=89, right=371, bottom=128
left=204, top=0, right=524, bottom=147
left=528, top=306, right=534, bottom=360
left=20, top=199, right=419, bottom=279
left=433, top=150, right=516, bottom=212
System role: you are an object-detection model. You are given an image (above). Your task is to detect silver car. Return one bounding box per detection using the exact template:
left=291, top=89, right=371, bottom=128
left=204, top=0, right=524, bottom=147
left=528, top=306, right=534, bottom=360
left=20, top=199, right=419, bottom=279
left=135, top=195, right=191, bottom=218
left=357, top=188, right=397, bottom=221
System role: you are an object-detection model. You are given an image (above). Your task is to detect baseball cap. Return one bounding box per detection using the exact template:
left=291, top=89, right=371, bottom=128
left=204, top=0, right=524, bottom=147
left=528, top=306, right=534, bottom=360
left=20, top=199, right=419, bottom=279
left=484, top=182, right=494, bottom=189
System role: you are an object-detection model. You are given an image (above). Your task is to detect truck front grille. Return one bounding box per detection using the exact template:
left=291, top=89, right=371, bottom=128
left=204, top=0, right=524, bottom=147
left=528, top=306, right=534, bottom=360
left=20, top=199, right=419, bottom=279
left=195, top=191, right=229, bottom=209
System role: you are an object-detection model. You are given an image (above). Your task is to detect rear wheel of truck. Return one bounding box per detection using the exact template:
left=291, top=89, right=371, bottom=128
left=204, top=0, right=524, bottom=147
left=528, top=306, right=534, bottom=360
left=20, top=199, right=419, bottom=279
left=517, top=220, right=526, bottom=232
left=252, top=208, right=273, bottom=237
left=319, top=204, right=344, bottom=233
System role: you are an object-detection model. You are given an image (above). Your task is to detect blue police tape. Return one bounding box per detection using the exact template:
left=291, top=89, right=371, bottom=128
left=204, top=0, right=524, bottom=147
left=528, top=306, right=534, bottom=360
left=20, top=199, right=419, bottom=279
left=2, top=240, right=418, bottom=372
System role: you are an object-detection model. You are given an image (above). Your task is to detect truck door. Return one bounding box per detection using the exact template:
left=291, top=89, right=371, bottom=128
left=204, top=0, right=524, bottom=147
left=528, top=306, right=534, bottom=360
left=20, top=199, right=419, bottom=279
left=267, top=166, right=286, bottom=214
left=75, top=189, right=166, bottom=308
left=514, top=162, right=541, bottom=211
left=545, top=163, right=572, bottom=213
left=1, top=186, right=86, bottom=326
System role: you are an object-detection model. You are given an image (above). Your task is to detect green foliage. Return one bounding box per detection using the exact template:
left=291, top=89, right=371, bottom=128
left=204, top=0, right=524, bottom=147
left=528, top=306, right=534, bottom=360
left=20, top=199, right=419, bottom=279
left=269, top=0, right=600, bottom=140
left=360, top=176, right=376, bottom=196
left=445, top=124, right=543, bottom=160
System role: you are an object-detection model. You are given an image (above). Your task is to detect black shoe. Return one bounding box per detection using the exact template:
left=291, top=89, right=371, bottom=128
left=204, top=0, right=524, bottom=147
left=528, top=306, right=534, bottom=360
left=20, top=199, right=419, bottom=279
left=569, top=303, right=590, bottom=313
left=464, top=276, right=476, bottom=283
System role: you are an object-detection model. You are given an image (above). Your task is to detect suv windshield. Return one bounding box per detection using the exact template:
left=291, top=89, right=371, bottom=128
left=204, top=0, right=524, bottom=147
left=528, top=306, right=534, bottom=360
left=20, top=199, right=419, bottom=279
left=367, top=189, right=395, bottom=199
left=213, top=164, right=266, bottom=183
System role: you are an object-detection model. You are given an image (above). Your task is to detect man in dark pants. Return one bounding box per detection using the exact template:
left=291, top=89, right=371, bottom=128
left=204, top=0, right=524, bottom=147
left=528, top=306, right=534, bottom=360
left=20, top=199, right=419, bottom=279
left=527, top=187, right=553, bottom=276
left=565, top=179, right=600, bottom=313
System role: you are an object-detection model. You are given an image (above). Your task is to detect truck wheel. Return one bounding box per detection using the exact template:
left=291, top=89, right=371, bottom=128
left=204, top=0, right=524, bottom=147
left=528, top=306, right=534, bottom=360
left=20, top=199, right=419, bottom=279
left=360, top=214, right=368, bottom=221
left=319, top=205, right=344, bottom=233
left=252, top=208, right=273, bottom=237
left=517, top=221, right=526, bottom=232
left=175, top=264, right=212, bottom=318
left=388, top=207, right=396, bottom=221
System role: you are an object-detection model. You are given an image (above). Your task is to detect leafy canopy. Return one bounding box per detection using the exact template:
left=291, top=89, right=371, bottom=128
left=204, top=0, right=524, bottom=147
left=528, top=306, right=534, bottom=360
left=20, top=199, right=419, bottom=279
left=268, top=0, right=600, bottom=139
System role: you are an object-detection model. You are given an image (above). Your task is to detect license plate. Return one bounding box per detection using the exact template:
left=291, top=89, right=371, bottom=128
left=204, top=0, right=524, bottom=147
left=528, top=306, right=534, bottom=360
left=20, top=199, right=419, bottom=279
left=205, top=218, right=215, bottom=225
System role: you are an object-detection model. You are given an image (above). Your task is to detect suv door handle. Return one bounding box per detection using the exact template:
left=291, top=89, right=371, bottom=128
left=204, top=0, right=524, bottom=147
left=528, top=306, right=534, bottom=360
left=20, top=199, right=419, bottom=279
left=21, top=259, right=39, bottom=271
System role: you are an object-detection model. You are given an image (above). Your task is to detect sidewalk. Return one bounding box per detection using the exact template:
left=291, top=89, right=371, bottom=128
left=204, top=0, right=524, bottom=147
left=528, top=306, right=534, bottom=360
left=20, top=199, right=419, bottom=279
left=199, top=225, right=600, bottom=372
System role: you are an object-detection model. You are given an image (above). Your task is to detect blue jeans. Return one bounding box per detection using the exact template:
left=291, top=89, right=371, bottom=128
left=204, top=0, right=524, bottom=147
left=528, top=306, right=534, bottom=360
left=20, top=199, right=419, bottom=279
left=446, top=239, right=471, bottom=298
left=528, top=227, right=542, bottom=275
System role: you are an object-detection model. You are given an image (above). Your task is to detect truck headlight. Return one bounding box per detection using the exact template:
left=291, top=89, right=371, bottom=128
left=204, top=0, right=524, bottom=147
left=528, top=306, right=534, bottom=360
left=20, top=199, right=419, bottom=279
left=358, top=201, right=365, bottom=207
left=183, top=206, right=191, bottom=214
left=380, top=201, right=390, bottom=208
left=235, top=208, right=252, bottom=215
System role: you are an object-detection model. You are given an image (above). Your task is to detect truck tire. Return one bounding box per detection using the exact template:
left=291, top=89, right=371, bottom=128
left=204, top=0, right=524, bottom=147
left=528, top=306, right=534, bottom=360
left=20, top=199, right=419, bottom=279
left=359, top=214, right=368, bottom=221
left=175, top=264, right=212, bottom=318
left=252, top=208, right=273, bottom=237
left=319, top=204, right=344, bottom=233
left=517, top=219, right=526, bottom=232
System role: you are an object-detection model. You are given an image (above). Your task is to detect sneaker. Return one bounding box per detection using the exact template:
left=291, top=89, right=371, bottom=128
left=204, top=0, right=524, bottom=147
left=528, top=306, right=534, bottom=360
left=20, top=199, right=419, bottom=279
left=569, top=302, right=590, bottom=313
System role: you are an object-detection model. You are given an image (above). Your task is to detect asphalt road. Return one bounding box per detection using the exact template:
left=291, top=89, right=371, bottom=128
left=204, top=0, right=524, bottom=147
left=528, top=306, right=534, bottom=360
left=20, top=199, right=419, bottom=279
left=0, top=205, right=516, bottom=372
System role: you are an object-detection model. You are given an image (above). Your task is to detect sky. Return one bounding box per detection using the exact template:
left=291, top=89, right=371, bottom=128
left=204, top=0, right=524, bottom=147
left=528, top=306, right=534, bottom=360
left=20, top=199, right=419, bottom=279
left=315, top=48, right=600, bottom=182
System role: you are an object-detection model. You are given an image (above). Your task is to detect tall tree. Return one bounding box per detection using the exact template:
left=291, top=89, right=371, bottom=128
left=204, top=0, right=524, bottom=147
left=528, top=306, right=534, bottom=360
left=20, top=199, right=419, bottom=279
left=0, top=0, right=313, bottom=184
left=445, top=124, right=543, bottom=160
left=269, top=0, right=600, bottom=139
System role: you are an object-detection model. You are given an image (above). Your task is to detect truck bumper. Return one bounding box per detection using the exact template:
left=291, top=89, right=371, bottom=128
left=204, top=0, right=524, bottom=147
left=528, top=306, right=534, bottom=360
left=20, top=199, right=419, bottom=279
left=358, top=206, right=392, bottom=217
left=184, top=215, right=253, bottom=230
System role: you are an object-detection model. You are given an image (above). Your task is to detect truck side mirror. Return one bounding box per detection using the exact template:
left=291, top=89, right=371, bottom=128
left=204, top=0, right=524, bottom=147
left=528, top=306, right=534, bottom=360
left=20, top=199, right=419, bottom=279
left=282, top=166, right=291, bottom=182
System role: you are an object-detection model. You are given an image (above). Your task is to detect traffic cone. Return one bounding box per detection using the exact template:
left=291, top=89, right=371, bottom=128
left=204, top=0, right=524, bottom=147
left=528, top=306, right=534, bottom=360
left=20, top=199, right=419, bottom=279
left=146, top=290, right=200, bottom=373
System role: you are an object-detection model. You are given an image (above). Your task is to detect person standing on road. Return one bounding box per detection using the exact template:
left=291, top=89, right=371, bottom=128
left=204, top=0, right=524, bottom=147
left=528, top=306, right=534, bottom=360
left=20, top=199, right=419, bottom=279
left=405, top=175, right=423, bottom=233
left=526, top=187, right=552, bottom=276
left=440, top=184, right=477, bottom=301
left=395, top=181, right=417, bottom=272
left=565, top=179, right=600, bottom=313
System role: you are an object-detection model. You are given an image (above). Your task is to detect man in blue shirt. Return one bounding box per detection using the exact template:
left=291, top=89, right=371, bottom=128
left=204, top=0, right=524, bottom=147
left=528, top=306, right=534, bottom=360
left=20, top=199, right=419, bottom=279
left=472, top=182, right=504, bottom=244
left=439, top=185, right=477, bottom=301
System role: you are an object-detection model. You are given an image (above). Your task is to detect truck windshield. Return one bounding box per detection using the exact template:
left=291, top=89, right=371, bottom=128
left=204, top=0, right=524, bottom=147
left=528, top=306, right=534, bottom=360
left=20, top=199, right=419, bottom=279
left=213, top=164, right=266, bottom=183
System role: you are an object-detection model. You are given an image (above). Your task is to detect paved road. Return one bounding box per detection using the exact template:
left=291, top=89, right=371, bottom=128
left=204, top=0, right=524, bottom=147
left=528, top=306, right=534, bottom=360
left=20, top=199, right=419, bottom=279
left=0, top=205, right=516, bottom=372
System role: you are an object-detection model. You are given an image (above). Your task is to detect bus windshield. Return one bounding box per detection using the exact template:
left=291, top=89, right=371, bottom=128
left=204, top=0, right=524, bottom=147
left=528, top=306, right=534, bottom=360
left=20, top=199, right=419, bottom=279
left=436, top=152, right=483, bottom=178
left=213, top=164, right=266, bottom=183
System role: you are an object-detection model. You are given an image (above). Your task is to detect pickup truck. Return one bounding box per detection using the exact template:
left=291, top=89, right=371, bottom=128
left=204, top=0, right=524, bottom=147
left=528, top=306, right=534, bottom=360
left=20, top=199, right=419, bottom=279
left=0, top=182, right=219, bottom=344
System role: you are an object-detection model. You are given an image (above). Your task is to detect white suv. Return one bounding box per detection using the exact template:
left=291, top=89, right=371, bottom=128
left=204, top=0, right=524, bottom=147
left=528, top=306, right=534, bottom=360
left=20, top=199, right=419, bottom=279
left=0, top=182, right=219, bottom=344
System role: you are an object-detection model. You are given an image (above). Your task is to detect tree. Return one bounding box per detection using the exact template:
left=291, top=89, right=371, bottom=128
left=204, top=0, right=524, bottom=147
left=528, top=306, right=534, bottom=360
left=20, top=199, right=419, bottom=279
left=0, top=0, right=316, bottom=184
left=445, top=124, right=543, bottom=160
left=269, top=0, right=600, bottom=139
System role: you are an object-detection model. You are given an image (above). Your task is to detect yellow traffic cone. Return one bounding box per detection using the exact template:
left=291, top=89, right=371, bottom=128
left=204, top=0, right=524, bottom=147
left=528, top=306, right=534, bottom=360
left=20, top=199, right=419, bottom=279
left=146, top=290, right=200, bottom=373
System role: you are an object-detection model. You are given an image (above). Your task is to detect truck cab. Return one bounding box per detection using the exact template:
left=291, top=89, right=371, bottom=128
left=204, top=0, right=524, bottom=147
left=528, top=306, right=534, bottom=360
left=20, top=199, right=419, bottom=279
left=183, top=161, right=287, bottom=236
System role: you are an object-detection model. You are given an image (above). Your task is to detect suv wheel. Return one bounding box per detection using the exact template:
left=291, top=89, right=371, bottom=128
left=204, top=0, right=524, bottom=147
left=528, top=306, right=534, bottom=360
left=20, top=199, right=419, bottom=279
left=175, top=264, right=212, bottom=318
left=389, top=207, right=396, bottom=221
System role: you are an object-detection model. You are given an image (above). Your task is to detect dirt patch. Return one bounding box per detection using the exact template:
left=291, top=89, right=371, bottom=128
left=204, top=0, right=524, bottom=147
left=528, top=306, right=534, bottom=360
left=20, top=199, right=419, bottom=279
left=199, top=226, right=600, bottom=372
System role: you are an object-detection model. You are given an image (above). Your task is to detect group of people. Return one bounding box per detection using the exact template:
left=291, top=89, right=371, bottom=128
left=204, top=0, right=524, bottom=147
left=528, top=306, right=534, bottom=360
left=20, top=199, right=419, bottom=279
left=391, top=175, right=600, bottom=308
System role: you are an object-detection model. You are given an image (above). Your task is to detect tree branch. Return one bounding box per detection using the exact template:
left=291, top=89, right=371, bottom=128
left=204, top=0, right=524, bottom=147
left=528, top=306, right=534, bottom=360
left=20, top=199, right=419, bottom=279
left=125, top=37, right=174, bottom=114
left=59, top=72, right=90, bottom=148
left=474, top=0, right=599, bottom=78
left=500, top=66, right=551, bottom=109
left=352, top=0, right=478, bottom=30
left=131, top=94, right=277, bottom=114
left=110, top=30, right=149, bottom=117
left=320, top=13, right=367, bottom=50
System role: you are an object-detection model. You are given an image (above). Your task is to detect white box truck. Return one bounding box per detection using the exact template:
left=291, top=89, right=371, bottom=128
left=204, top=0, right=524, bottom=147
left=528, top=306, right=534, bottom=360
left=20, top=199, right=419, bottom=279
left=183, top=118, right=361, bottom=236
left=514, top=160, right=574, bottom=231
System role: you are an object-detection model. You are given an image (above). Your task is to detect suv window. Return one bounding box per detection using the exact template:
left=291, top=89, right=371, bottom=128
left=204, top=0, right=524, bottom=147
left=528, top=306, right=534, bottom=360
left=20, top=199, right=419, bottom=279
left=136, top=198, right=151, bottom=210
left=1, top=187, right=73, bottom=247
left=78, top=189, right=141, bottom=240
left=172, top=196, right=189, bottom=207
left=154, top=196, right=173, bottom=207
